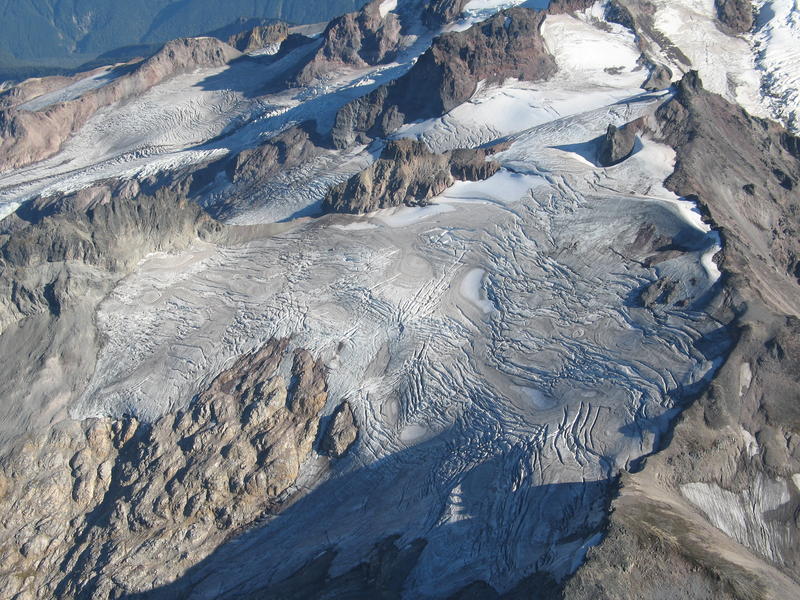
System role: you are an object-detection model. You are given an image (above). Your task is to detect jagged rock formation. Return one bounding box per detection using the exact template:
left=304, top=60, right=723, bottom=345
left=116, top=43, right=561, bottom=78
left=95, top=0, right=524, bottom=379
left=331, top=7, right=562, bottom=147
left=0, top=37, right=241, bottom=172
left=291, top=0, right=403, bottom=85
left=715, top=0, right=754, bottom=34
left=568, top=72, right=800, bottom=599
left=319, top=401, right=358, bottom=458
left=227, top=21, right=289, bottom=53
left=0, top=176, right=223, bottom=332
left=597, top=117, right=644, bottom=166
left=0, top=339, right=332, bottom=599
left=322, top=139, right=499, bottom=213
left=226, top=122, right=324, bottom=185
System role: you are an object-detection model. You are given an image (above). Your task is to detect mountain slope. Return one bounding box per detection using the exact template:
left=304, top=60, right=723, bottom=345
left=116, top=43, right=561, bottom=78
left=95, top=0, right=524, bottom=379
left=0, top=1, right=798, bottom=599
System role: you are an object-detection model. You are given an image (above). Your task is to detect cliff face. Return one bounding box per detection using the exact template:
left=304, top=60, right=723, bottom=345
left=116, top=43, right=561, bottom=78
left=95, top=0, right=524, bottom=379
left=0, top=37, right=241, bottom=173
left=0, top=340, right=346, bottom=599
left=322, top=139, right=500, bottom=213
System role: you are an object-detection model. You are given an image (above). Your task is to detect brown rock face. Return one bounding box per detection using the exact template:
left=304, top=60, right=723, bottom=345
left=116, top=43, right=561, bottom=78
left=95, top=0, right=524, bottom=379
left=292, top=0, right=403, bottom=86
left=423, top=0, right=470, bottom=27
left=322, top=138, right=500, bottom=213
left=320, top=401, right=359, bottom=458
left=226, top=122, right=324, bottom=184
left=331, top=7, right=560, bottom=148
left=715, top=0, right=754, bottom=33
left=597, top=117, right=644, bottom=166
left=227, top=21, right=289, bottom=52
left=0, top=340, right=332, bottom=599
left=0, top=37, right=241, bottom=173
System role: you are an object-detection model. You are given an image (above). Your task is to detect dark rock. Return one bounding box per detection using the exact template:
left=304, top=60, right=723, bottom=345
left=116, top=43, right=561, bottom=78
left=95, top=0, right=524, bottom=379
left=423, top=0, right=470, bottom=27
left=323, top=139, right=500, bottom=213
left=226, top=21, right=288, bottom=53
left=319, top=401, right=358, bottom=458
left=331, top=7, right=560, bottom=148
left=643, top=63, right=673, bottom=91
left=226, top=122, right=323, bottom=184
left=597, top=118, right=644, bottom=166
left=570, top=71, right=800, bottom=600
left=291, top=0, right=402, bottom=85
left=714, top=0, right=754, bottom=33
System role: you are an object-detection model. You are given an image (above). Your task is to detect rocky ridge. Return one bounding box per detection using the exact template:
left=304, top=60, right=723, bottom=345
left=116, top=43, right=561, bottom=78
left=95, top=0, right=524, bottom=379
left=0, top=175, right=224, bottom=333
left=226, top=20, right=289, bottom=53
left=566, top=72, right=800, bottom=600
left=291, top=0, right=404, bottom=86
left=0, top=339, right=348, bottom=599
left=322, top=138, right=500, bottom=213
left=331, top=5, right=569, bottom=148
left=0, top=37, right=241, bottom=173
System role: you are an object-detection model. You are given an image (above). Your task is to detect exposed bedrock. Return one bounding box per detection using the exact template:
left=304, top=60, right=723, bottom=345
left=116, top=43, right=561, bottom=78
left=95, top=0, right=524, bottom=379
left=0, top=340, right=337, bottom=599
left=331, top=6, right=566, bottom=148
left=319, top=401, right=359, bottom=459
left=657, top=71, right=800, bottom=290
left=643, top=63, right=673, bottom=92
left=0, top=37, right=241, bottom=173
left=597, top=117, right=645, bottom=166
left=322, top=138, right=500, bottom=213
left=715, top=0, right=754, bottom=34
left=226, top=121, right=324, bottom=185
left=291, top=0, right=403, bottom=86
left=423, top=0, right=470, bottom=27
left=0, top=175, right=223, bottom=333
left=226, top=20, right=289, bottom=53
left=569, top=72, right=800, bottom=599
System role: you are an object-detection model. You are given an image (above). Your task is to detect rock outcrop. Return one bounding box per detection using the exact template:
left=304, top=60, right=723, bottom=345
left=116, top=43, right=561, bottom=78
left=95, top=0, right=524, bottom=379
left=597, top=117, right=644, bottom=166
left=322, top=139, right=500, bottom=213
left=643, top=63, right=673, bottom=91
left=423, top=0, right=469, bottom=27
left=0, top=176, right=223, bottom=333
left=226, top=122, right=324, bottom=185
left=331, top=7, right=560, bottom=148
left=0, top=340, right=333, bottom=599
left=568, top=72, right=800, bottom=599
left=715, top=0, right=754, bottom=34
left=291, top=0, right=403, bottom=86
left=0, top=37, right=241, bottom=172
left=227, top=21, right=289, bottom=53
left=320, top=401, right=359, bottom=458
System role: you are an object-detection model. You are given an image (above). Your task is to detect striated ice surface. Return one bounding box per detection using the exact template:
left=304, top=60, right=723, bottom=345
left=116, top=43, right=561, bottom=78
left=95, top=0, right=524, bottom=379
left=72, top=87, right=727, bottom=595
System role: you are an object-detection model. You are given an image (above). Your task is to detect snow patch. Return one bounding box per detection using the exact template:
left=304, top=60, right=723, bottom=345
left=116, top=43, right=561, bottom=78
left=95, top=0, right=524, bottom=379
left=379, top=0, right=398, bottom=18
left=460, top=268, right=495, bottom=314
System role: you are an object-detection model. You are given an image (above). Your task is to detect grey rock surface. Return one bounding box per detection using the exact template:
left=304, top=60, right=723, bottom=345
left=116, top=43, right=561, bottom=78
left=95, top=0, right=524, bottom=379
left=597, top=118, right=643, bottom=167
left=320, top=400, right=359, bottom=458
left=322, top=139, right=499, bottom=213
left=0, top=340, right=333, bottom=599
